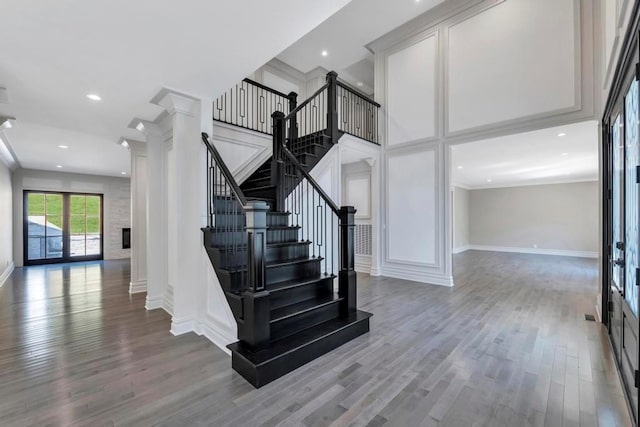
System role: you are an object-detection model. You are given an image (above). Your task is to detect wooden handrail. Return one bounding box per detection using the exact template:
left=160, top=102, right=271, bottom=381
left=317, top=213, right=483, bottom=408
left=281, top=145, right=340, bottom=215
left=201, top=132, right=248, bottom=207
left=285, top=83, right=330, bottom=121
left=336, top=81, right=380, bottom=108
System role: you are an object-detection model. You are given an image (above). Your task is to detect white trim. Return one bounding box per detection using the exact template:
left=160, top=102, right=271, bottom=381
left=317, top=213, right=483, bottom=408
left=355, top=255, right=371, bottom=274
left=211, top=122, right=271, bottom=184
left=0, top=261, right=15, bottom=287
left=382, top=264, right=454, bottom=287
left=170, top=316, right=196, bottom=336
left=201, top=316, right=235, bottom=356
left=467, top=245, right=598, bottom=259
left=456, top=178, right=599, bottom=191
left=129, top=279, right=147, bottom=294
left=452, top=245, right=471, bottom=254
left=145, top=295, right=163, bottom=310
left=163, top=287, right=174, bottom=316
left=0, top=130, right=19, bottom=170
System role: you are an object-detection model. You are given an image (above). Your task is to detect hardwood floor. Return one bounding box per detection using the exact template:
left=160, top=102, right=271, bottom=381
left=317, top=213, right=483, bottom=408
left=0, top=251, right=633, bottom=426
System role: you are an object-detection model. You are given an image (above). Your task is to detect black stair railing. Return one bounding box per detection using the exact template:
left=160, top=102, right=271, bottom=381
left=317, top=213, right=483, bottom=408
left=203, top=132, right=272, bottom=348
left=273, top=112, right=358, bottom=317
left=213, top=78, right=298, bottom=135
left=336, top=81, right=380, bottom=145
left=213, top=72, right=380, bottom=145
left=202, top=133, right=249, bottom=280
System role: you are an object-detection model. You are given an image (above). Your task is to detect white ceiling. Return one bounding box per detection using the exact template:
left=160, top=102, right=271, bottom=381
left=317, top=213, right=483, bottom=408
left=451, top=121, right=599, bottom=189
left=277, top=0, right=447, bottom=94
left=0, top=0, right=350, bottom=177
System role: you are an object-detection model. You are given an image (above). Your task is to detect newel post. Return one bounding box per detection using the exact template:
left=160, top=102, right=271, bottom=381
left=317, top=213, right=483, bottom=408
left=271, top=111, right=286, bottom=211
left=241, top=200, right=270, bottom=348
left=288, top=92, right=298, bottom=141
left=326, top=71, right=339, bottom=143
left=338, top=206, right=357, bottom=315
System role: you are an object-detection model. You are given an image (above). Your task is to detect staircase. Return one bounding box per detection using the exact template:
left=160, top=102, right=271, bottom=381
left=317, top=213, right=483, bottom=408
left=202, top=71, right=379, bottom=388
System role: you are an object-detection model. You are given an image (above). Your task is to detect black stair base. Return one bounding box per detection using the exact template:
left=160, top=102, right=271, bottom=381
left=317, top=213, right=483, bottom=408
left=228, top=310, right=372, bottom=388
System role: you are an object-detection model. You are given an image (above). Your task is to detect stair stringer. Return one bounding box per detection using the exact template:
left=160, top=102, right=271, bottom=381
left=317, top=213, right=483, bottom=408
left=211, top=121, right=272, bottom=185
left=199, top=245, right=238, bottom=355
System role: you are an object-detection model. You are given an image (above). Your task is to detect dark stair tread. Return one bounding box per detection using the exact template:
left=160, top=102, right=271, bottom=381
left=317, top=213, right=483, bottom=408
left=266, top=256, right=322, bottom=269
left=270, top=294, right=341, bottom=323
left=268, top=274, right=335, bottom=293
left=228, top=310, right=372, bottom=366
left=215, top=256, right=323, bottom=273
left=213, top=240, right=311, bottom=253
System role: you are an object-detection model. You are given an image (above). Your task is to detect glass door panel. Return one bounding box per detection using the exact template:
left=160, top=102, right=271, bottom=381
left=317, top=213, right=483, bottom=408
left=26, top=193, right=63, bottom=261
left=86, top=195, right=101, bottom=256
left=612, top=114, right=624, bottom=291
left=24, top=191, right=103, bottom=265
left=625, top=79, right=639, bottom=315
left=69, top=195, right=102, bottom=258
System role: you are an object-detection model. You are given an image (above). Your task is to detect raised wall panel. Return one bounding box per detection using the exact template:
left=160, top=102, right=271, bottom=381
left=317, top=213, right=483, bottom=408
left=447, top=0, right=577, bottom=132
left=345, top=175, right=371, bottom=219
left=387, top=34, right=437, bottom=145
left=387, top=148, right=436, bottom=264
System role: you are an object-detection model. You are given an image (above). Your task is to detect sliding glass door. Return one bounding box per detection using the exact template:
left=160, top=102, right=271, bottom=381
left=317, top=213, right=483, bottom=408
left=24, top=191, right=103, bottom=265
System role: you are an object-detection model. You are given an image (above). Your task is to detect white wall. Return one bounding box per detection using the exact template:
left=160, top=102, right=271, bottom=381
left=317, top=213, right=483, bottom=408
left=466, top=181, right=598, bottom=256
left=0, top=160, right=13, bottom=284
left=12, top=169, right=131, bottom=266
left=370, top=0, right=598, bottom=286
left=453, top=186, right=469, bottom=252
left=342, top=161, right=373, bottom=273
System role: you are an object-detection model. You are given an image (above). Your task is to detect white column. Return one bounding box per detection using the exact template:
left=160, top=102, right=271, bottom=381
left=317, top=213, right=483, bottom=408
left=152, top=89, right=202, bottom=335
left=131, top=118, right=170, bottom=311
left=126, top=139, right=148, bottom=294
left=368, top=157, right=382, bottom=276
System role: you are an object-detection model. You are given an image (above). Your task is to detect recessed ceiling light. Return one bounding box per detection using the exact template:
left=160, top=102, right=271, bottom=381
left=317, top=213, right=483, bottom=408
left=58, top=145, right=69, bottom=149
left=557, top=132, right=567, bottom=137
left=120, top=140, right=130, bottom=149
left=457, top=166, right=463, bottom=169
left=356, top=82, right=364, bottom=87
left=561, top=152, right=569, bottom=156
left=321, top=50, right=328, bottom=57
left=121, top=172, right=127, bottom=175
left=56, top=165, right=62, bottom=168
left=86, top=93, right=102, bottom=101
left=487, top=179, right=492, bottom=182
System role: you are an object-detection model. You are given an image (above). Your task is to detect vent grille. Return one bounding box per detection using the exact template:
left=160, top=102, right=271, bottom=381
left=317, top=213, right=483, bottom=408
left=355, top=224, right=372, bottom=256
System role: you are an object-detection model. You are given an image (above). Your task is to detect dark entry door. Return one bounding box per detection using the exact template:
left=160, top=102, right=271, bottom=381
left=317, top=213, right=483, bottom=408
left=608, top=73, right=640, bottom=422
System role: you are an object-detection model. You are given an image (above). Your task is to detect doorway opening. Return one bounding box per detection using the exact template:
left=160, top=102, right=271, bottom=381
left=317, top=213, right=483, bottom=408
left=24, top=191, right=104, bottom=265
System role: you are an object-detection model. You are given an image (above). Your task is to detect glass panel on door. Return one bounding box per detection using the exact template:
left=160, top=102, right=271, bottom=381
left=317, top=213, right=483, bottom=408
left=26, top=193, right=63, bottom=261
left=625, top=80, right=639, bottom=315
left=69, top=195, right=102, bottom=258
left=613, top=114, right=624, bottom=291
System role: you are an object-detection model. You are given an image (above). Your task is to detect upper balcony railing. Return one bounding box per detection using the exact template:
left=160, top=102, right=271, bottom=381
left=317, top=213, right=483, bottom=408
left=213, top=72, right=380, bottom=145
left=213, top=78, right=297, bottom=136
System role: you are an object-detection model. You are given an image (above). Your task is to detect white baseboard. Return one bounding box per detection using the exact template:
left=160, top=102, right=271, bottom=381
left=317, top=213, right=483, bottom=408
left=145, top=295, right=164, bottom=310
left=129, top=279, right=147, bottom=294
left=355, top=255, right=371, bottom=274
left=382, top=264, right=454, bottom=287
left=0, top=262, right=15, bottom=288
left=467, top=245, right=598, bottom=259
left=170, top=316, right=195, bottom=336
left=453, top=245, right=471, bottom=254
left=201, top=317, right=236, bottom=356
left=163, top=288, right=174, bottom=316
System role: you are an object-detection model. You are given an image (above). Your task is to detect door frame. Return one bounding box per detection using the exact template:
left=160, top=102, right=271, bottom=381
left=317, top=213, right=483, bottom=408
left=23, top=190, right=105, bottom=266
left=602, top=1, right=640, bottom=423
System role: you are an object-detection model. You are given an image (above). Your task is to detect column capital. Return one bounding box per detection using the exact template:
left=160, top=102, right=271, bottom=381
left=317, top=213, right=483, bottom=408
left=128, top=114, right=170, bottom=139
left=150, top=88, right=199, bottom=117
left=118, top=137, right=146, bottom=154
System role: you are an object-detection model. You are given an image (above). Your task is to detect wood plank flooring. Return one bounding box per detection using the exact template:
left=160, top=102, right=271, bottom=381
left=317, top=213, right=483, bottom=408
left=0, top=251, right=633, bottom=426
